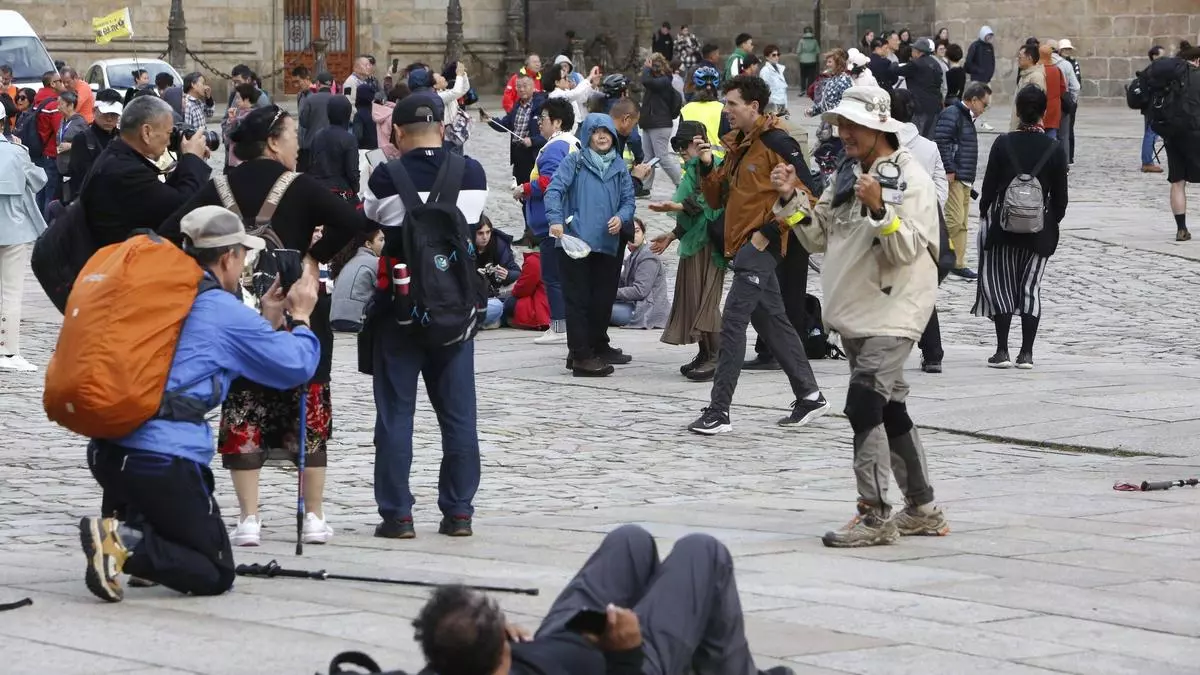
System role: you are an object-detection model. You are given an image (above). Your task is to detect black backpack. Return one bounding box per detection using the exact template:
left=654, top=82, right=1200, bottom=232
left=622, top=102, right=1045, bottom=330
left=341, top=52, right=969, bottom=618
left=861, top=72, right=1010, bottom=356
left=1135, top=57, right=1191, bottom=137
left=31, top=198, right=95, bottom=313
left=801, top=293, right=844, bottom=360
left=383, top=154, right=486, bottom=346
left=15, top=99, right=52, bottom=158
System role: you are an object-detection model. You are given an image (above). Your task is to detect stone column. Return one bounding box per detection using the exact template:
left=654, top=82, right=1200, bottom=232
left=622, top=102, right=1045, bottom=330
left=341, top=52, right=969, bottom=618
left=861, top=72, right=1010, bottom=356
left=312, top=39, right=329, bottom=77
left=628, top=0, right=653, bottom=95
left=571, top=36, right=586, bottom=72
left=167, top=0, right=187, bottom=69
left=505, top=0, right=525, bottom=78
left=445, top=0, right=464, bottom=65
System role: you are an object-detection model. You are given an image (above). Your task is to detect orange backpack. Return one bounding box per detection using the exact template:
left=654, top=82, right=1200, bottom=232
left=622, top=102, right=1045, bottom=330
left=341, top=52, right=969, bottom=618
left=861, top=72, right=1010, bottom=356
left=44, top=232, right=219, bottom=439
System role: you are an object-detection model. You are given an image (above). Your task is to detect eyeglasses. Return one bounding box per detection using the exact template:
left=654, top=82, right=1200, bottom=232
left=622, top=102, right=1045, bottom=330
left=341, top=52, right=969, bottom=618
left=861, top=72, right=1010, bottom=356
left=768, top=53, right=780, bottom=57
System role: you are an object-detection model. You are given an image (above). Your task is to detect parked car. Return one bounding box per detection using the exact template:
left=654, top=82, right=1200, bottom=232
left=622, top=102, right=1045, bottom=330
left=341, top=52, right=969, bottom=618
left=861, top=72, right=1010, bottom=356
left=84, top=57, right=182, bottom=98
left=0, top=10, right=57, bottom=90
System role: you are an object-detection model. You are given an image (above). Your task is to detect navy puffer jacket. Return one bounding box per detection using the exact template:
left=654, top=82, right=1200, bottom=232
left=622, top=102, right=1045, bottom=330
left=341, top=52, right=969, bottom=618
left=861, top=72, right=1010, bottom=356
left=933, top=101, right=979, bottom=184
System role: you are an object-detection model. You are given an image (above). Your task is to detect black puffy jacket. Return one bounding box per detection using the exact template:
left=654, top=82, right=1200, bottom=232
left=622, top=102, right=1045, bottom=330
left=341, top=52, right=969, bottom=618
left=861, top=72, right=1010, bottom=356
left=901, top=55, right=945, bottom=118
left=639, top=72, right=678, bottom=130
left=933, top=102, right=979, bottom=184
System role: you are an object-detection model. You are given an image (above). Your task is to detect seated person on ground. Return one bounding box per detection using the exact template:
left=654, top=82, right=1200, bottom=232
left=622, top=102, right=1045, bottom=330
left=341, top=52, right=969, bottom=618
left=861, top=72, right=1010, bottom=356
left=611, top=218, right=669, bottom=329
left=503, top=233, right=550, bottom=331
left=475, top=214, right=521, bottom=328
left=330, top=228, right=385, bottom=332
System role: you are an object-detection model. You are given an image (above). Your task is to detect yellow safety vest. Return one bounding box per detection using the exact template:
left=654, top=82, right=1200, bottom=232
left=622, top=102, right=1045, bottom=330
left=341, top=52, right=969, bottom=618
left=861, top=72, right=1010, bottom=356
left=681, top=101, right=727, bottom=158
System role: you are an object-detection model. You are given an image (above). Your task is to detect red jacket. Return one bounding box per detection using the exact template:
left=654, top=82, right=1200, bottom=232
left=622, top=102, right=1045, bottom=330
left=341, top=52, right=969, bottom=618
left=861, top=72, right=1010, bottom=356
left=502, top=68, right=543, bottom=113
left=1038, top=46, right=1066, bottom=130
left=509, top=251, right=549, bottom=329
left=33, top=87, right=61, bottom=158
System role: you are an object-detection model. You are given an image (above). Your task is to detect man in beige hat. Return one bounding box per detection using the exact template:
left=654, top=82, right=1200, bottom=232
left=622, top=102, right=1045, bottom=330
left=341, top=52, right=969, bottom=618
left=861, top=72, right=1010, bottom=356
left=1054, top=39, right=1082, bottom=164
left=78, top=205, right=322, bottom=603
left=1048, top=39, right=1081, bottom=162
left=770, top=85, right=949, bottom=548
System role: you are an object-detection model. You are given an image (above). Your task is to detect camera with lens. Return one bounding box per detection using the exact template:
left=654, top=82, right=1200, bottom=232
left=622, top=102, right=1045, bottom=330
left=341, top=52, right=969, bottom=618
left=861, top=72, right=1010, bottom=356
left=169, top=126, right=220, bottom=154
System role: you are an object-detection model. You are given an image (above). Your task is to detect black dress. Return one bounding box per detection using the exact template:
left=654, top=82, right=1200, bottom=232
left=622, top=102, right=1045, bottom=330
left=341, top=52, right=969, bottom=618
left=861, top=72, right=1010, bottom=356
left=161, top=158, right=367, bottom=470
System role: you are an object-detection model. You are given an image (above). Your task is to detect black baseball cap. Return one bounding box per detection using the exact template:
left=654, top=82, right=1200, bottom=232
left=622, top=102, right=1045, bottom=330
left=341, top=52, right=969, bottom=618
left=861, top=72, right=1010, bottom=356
left=391, top=92, right=444, bottom=127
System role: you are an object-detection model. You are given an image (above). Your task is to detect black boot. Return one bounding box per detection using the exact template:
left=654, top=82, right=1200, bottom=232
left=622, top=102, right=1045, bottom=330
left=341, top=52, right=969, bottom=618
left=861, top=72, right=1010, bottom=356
left=686, top=333, right=719, bottom=382
left=572, top=356, right=614, bottom=377
left=680, top=340, right=708, bottom=376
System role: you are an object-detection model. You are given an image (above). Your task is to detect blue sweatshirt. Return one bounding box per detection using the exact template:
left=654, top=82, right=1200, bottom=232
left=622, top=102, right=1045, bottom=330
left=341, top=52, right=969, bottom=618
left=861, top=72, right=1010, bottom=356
left=116, top=280, right=321, bottom=465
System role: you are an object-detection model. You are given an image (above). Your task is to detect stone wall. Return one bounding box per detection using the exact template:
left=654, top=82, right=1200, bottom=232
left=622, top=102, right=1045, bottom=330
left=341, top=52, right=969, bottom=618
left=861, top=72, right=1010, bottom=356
left=14, top=0, right=510, bottom=100
left=824, top=0, right=1200, bottom=101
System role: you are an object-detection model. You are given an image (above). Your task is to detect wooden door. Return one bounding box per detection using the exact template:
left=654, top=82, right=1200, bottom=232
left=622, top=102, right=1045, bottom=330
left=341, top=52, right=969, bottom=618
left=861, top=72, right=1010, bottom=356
left=284, top=0, right=355, bottom=93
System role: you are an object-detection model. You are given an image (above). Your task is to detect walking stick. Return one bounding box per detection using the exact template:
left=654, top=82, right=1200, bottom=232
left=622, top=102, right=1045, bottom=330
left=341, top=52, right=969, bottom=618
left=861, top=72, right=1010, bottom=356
left=1114, top=478, right=1198, bottom=492
left=296, top=387, right=307, bottom=556
left=235, top=560, right=540, bottom=596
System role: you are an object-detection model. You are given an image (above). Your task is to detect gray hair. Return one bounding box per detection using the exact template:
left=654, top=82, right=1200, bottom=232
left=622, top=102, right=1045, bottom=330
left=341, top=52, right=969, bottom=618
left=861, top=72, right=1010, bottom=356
left=120, top=95, right=174, bottom=136
left=963, top=81, right=992, bottom=102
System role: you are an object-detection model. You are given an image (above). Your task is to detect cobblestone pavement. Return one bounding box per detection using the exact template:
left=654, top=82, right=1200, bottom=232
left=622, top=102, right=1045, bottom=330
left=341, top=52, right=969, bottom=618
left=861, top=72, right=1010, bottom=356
left=2, top=97, right=1200, bottom=674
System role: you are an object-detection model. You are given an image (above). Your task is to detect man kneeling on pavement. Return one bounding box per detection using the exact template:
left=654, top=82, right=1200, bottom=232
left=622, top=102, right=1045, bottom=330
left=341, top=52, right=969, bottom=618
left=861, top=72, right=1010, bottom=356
left=410, top=524, right=795, bottom=675
left=771, top=85, right=950, bottom=547
left=79, top=206, right=323, bottom=602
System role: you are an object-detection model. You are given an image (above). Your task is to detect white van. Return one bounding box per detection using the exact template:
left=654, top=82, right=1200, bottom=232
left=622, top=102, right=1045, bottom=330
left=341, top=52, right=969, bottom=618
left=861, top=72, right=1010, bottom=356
left=0, top=11, right=57, bottom=90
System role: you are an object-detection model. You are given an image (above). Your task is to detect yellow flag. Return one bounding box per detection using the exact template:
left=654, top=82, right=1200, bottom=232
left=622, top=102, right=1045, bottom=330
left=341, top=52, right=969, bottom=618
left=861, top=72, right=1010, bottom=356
left=93, top=8, right=133, bottom=45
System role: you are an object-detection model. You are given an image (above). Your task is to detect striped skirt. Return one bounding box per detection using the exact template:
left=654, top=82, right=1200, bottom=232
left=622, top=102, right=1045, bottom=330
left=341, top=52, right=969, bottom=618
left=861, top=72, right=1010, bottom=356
left=971, top=241, right=1048, bottom=319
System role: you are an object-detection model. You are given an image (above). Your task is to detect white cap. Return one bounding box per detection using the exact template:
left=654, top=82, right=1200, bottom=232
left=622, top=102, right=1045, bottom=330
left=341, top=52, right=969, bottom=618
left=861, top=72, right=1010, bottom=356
left=95, top=100, right=123, bottom=116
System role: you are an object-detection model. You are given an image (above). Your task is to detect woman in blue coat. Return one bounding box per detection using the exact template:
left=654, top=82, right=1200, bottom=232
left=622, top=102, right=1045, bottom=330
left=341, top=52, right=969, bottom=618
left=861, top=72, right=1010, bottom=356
left=544, top=113, right=636, bottom=377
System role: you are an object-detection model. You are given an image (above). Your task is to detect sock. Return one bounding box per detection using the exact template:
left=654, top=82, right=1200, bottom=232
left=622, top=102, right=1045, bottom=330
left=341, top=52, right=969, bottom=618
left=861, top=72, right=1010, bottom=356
left=551, top=319, right=566, bottom=333
left=117, top=523, right=144, bottom=552
left=803, top=390, right=820, bottom=402
left=994, top=313, right=1012, bottom=353
left=1176, top=214, right=1187, bottom=231
left=1020, top=315, right=1040, bottom=355
left=915, top=502, right=938, bottom=514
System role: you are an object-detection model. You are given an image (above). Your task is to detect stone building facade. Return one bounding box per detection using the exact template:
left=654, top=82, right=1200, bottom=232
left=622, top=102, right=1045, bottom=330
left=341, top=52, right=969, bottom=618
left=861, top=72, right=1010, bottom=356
left=14, top=0, right=511, bottom=100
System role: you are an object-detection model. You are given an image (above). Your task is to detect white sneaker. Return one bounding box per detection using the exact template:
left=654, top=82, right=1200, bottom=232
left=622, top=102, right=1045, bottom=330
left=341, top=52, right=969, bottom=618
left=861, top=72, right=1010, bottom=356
left=533, top=328, right=567, bottom=345
left=230, top=515, right=262, bottom=546
left=0, top=354, right=37, bottom=372
left=302, top=512, right=333, bottom=544
left=980, top=121, right=995, bottom=131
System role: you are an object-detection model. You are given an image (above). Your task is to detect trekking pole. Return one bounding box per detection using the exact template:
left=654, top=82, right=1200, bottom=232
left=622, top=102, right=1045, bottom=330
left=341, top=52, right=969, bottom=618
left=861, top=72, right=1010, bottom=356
left=1113, top=478, right=1198, bottom=492
left=235, top=560, right=540, bottom=596
left=296, top=388, right=307, bottom=556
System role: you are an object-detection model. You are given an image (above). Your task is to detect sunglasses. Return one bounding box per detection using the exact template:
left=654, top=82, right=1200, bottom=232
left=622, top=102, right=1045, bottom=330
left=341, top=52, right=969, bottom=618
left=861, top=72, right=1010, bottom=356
left=15, top=96, right=25, bottom=101
left=768, top=52, right=780, bottom=57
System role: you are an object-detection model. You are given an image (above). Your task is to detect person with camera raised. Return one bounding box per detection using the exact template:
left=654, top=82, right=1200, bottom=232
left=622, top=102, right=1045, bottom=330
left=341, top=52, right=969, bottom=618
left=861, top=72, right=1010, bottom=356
left=80, top=95, right=211, bottom=247
left=79, top=205, right=322, bottom=603
left=770, top=84, right=948, bottom=548
left=161, top=104, right=367, bottom=548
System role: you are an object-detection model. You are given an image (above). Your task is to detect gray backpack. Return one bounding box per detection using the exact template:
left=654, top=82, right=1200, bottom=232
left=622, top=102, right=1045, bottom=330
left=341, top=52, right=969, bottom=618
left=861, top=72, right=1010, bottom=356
left=999, top=138, right=1059, bottom=234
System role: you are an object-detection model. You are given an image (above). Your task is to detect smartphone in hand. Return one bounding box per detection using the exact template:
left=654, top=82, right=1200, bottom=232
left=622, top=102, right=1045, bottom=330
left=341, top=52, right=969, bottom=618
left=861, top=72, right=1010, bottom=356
left=565, top=609, right=608, bottom=635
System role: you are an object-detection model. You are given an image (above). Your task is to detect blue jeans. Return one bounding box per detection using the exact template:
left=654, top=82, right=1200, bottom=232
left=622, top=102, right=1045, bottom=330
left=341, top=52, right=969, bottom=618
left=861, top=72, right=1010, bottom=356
left=35, top=157, right=59, bottom=214
left=539, top=236, right=565, bottom=325
left=1142, top=116, right=1159, bottom=166
left=610, top=302, right=635, bottom=326
left=483, top=298, right=504, bottom=327
left=372, top=322, right=480, bottom=521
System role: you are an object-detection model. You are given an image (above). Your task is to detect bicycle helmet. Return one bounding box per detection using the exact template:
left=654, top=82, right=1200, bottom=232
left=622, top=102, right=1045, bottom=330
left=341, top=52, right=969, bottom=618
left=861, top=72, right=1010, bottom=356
left=601, top=73, right=629, bottom=97
left=692, top=66, right=721, bottom=89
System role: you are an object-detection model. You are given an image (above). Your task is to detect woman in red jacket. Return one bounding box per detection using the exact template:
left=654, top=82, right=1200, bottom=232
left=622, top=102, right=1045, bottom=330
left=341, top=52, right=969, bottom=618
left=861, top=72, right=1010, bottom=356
left=504, top=236, right=550, bottom=330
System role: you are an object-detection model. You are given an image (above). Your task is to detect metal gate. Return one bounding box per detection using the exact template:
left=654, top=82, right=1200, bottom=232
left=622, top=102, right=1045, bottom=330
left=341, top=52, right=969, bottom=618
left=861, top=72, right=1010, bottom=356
left=284, top=0, right=355, bottom=93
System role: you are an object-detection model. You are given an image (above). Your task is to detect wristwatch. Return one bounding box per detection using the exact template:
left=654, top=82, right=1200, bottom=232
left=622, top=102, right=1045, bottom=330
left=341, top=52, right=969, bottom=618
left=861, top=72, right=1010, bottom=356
left=289, top=318, right=311, bottom=330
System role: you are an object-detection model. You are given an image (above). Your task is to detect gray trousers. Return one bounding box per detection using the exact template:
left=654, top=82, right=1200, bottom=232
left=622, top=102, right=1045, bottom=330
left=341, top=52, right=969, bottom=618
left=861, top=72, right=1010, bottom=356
left=1059, top=112, right=1073, bottom=163
left=537, top=524, right=759, bottom=675
left=842, top=336, right=935, bottom=516
left=641, top=127, right=683, bottom=191
left=711, top=243, right=819, bottom=412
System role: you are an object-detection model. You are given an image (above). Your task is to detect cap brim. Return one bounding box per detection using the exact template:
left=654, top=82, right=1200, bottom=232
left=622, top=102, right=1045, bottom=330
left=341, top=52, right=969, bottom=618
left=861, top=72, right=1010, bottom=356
left=821, top=107, right=906, bottom=133
left=96, top=102, right=123, bottom=115
left=241, top=234, right=266, bottom=251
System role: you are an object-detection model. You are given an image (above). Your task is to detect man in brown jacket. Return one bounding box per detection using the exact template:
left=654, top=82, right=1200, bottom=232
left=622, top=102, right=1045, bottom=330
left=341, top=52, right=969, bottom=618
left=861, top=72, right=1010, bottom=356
left=686, top=75, right=828, bottom=436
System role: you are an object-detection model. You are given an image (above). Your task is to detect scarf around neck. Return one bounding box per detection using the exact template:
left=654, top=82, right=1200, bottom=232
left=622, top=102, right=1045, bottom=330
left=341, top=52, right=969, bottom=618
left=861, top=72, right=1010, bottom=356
left=582, top=147, right=617, bottom=175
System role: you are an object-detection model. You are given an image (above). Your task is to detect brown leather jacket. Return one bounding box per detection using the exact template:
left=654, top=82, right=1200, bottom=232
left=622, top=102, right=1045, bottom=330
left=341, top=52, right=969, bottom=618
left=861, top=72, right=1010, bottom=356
left=700, top=115, right=810, bottom=258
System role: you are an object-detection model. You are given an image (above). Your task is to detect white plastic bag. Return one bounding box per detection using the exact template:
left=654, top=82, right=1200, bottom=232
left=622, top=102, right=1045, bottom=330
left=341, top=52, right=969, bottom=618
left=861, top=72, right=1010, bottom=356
left=560, top=234, right=591, bottom=259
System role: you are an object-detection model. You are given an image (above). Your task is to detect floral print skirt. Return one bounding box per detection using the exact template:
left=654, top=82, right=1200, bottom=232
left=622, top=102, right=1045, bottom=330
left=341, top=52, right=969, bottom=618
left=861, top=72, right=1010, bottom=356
left=217, top=379, right=333, bottom=470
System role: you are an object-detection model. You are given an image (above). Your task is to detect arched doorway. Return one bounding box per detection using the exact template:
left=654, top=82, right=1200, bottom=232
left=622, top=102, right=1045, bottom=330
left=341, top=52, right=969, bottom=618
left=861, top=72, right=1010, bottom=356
left=284, top=0, right=356, bottom=93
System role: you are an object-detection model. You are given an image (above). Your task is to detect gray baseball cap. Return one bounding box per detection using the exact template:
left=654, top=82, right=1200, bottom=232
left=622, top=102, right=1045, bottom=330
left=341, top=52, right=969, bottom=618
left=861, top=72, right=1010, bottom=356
left=180, top=205, right=266, bottom=250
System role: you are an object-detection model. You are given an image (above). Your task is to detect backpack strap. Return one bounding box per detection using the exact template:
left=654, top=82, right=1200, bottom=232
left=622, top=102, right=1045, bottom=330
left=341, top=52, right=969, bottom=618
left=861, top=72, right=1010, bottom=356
left=386, top=160, right=425, bottom=212
left=1028, top=139, right=1059, bottom=178
left=212, top=175, right=240, bottom=214
left=256, top=171, right=299, bottom=226
left=430, top=152, right=465, bottom=206
left=327, top=651, right=385, bottom=674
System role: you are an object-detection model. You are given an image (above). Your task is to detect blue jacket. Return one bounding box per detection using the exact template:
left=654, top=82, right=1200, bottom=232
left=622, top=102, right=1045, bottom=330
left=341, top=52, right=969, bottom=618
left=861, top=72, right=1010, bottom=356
left=933, top=101, right=979, bottom=184
left=544, top=114, right=636, bottom=257
left=522, top=132, right=579, bottom=237
left=116, top=277, right=321, bottom=466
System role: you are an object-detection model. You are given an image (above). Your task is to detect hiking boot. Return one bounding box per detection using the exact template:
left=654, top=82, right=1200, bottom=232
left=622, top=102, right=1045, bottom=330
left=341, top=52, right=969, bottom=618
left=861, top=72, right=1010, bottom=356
left=79, top=516, right=129, bottom=602
left=921, top=357, right=943, bottom=374
left=439, top=515, right=473, bottom=537
left=685, top=360, right=717, bottom=382
left=302, top=512, right=334, bottom=544
left=890, top=505, right=950, bottom=537
left=743, top=355, right=780, bottom=371
left=987, top=351, right=1012, bottom=369
left=822, top=511, right=898, bottom=548
left=951, top=267, right=977, bottom=281
left=375, top=518, right=416, bottom=539
left=1177, top=229, right=1192, bottom=242
left=572, top=357, right=614, bottom=377
left=680, top=348, right=706, bottom=376
left=1142, top=163, right=1163, bottom=173
left=230, top=514, right=262, bottom=546
left=1015, top=351, right=1035, bottom=370
left=688, top=407, right=731, bottom=435
left=778, top=394, right=831, bottom=427
left=597, top=347, right=632, bottom=365
left=533, top=328, right=568, bottom=345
